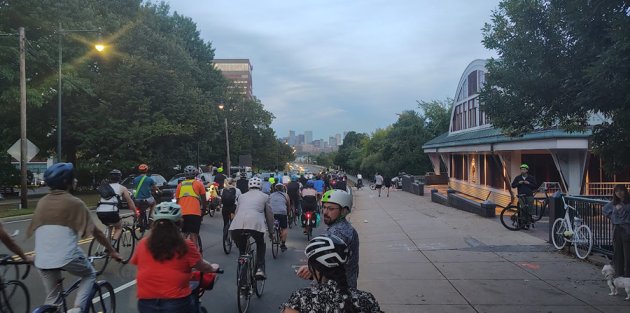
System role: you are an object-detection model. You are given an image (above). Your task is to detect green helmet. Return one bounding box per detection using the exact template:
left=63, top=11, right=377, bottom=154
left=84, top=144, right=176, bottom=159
left=217, top=167, right=224, bottom=173
left=520, top=164, right=529, bottom=170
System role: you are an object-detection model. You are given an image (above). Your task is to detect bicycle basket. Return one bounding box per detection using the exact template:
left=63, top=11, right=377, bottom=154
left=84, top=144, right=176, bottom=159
left=190, top=271, right=217, bottom=290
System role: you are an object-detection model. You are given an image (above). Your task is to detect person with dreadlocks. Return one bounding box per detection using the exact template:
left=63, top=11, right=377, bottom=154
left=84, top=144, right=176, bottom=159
left=280, top=235, right=383, bottom=313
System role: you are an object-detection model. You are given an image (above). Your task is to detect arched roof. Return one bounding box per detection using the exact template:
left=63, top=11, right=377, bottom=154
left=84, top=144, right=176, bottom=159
left=448, top=59, right=490, bottom=135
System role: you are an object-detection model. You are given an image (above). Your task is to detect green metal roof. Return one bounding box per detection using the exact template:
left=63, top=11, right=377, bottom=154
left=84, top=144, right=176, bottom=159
left=422, top=127, right=592, bottom=150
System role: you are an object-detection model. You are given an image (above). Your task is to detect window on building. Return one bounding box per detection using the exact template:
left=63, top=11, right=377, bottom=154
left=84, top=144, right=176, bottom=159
left=453, top=155, right=463, bottom=180
left=486, top=155, right=505, bottom=190
left=479, top=154, right=486, bottom=185
left=467, top=70, right=478, bottom=97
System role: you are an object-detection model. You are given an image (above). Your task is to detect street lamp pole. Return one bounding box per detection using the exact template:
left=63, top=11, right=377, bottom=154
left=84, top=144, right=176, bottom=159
left=218, top=103, right=231, bottom=177
left=56, top=23, right=103, bottom=163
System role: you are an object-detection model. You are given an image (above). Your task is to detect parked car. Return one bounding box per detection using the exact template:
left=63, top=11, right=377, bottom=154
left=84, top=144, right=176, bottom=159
left=119, top=174, right=167, bottom=209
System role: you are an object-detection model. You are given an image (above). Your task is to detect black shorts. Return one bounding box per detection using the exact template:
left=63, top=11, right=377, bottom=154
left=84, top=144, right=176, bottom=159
left=182, top=215, right=202, bottom=234
left=376, top=184, right=383, bottom=189
left=96, top=211, right=121, bottom=225
left=274, top=214, right=288, bottom=229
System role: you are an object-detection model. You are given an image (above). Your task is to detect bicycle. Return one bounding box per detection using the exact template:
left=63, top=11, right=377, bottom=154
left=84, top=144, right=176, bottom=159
left=271, top=219, right=281, bottom=259
left=551, top=194, right=593, bottom=259
left=0, top=256, right=31, bottom=313
left=88, top=213, right=136, bottom=274
left=500, top=194, right=537, bottom=231
left=31, top=273, right=115, bottom=313
left=184, top=231, right=203, bottom=257
left=223, top=216, right=233, bottom=255
left=236, top=231, right=265, bottom=313
left=287, top=205, right=295, bottom=229
left=133, top=199, right=152, bottom=240
left=191, top=268, right=224, bottom=313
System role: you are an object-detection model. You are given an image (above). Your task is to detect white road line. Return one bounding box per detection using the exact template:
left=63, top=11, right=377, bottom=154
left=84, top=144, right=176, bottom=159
left=4, top=218, right=32, bottom=224
left=92, top=279, right=137, bottom=303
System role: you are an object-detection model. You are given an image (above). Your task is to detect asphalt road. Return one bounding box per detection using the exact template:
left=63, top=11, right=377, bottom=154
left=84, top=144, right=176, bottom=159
left=1, top=209, right=315, bottom=313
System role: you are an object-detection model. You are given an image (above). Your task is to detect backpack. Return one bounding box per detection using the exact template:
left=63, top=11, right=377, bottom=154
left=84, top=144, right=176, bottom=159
left=221, top=188, right=237, bottom=206
left=97, top=183, right=122, bottom=211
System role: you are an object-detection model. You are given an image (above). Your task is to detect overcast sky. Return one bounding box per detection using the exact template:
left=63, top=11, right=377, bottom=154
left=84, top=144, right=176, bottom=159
left=166, top=0, right=500, bottom=141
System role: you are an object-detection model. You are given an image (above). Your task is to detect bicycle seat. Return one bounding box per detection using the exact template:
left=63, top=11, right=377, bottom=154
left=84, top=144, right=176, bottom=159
left=119, top=212, right=135, bottom=219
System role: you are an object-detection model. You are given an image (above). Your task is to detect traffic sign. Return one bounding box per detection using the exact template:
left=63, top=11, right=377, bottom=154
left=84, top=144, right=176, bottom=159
left=7, top=139, right=39, bottom=162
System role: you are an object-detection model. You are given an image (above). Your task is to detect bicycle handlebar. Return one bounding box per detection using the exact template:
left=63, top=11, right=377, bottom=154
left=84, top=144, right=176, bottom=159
left=0, top=255, right=31, bottom=280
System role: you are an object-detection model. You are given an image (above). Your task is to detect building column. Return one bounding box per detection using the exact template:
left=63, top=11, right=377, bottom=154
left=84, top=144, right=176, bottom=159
left=429, top=153, right=441, bottom=175
left=439, top=153, right=451, bottom=177
left=549, top=149, right=589, bottom=195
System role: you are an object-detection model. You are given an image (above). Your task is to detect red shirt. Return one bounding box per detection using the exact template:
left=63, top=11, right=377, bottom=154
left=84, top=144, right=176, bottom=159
left=131, top=238, right=201, bottom=299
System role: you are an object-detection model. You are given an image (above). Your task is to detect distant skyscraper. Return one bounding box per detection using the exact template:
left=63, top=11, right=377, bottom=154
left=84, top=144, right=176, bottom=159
left=288, top=130, right=296, bottom=146
left=329, top=136, right=337, bottom=147
left=335, top=133, right=342, bottom=146
left=298, top=134, right=305, bottom=145
left=304, top=131, right=313, bottom=145
left=312, top=139, right=321, bottom=148
left=212, top=59, right=253, bottom=99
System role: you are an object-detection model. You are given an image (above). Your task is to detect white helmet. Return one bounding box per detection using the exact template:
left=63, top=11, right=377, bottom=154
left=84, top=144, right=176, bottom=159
left=184, top=165, right=197, bottom=178
left=321, top=189, right=353, bottom=212
left=153, top=202, right=182, bottom=222
left=248, top=177, right=262, bottom=189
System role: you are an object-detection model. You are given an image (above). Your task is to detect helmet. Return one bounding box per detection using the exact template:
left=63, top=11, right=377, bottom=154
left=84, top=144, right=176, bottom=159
left=184, top=165, right=197, bottom=178
left=240, top=172, right=247, bottom=178
left=248, top=177, right=262, bottom=189
left=305, top=235, right=348, bottom=269
left=322, top=189, right=353, bottom=211
left=520, top=164, right=529, bottom=170
left=269, top=177, right=275, bottom=184
left=217, top=167, right=224, bottom=173
left=153, top=202, right=182, bottom=222
left=138, top=164, right=149, bottom=172
left=44, top=163, right=74, bottom=189
left=275, top=183, right=284, bottom=191
left=109, top=169, right=122, bottom=182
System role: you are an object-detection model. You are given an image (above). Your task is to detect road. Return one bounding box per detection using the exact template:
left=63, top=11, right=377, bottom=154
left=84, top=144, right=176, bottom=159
left=1, top=209, right=314, bottom=312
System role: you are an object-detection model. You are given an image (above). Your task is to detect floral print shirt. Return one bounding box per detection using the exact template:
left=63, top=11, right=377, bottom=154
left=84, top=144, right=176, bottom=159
left=281, top=280, right=383, bottom=313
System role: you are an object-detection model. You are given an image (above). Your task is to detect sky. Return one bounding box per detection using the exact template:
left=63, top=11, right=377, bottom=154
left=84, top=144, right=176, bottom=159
left=166, top=0, right=501, bottom=141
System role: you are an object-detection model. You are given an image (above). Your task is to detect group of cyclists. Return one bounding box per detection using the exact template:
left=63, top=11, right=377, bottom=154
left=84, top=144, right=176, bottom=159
left=5, top=162, right=383, bottom=312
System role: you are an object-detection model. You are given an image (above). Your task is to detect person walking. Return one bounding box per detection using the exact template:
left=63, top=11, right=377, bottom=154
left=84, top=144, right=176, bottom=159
left=603, top=184, right=630, bottom=277
left=374, top=173, right=384, bottom=197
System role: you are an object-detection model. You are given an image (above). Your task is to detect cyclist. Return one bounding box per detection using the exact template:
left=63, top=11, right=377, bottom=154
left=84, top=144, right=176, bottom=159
left=221, top=178, right=241, bottom=235
left=287, top=178, right=301, bottom=217
left=356, top=173, right=363, bottom=189
left=96, top=169, right=136, bottom=244
left=262, top=177, right=273, bottom=195
left=0, top=222, right=31, bottom=262
left=270, top=183, right=290, bottom=252
left=236, top=172, right=249, bottom=194
left=131, top=202, right=219, bottom=313
left=213, top=167, right=227, bottom=193
left=510, top=164, right=539, bottom=228
left=206, top=182, right=220, bottom=214
left=175, top=165, right=207, bottom=250
left=281, top=235, right=383, bottom=313
left=300, top=182, right=319, bottom=234
left=297, top=189, right=359, bottom=288
left=374, top=173, right=384, bottom=197
left=229, top=177, right=274, bottom=279
left=27, top=163, right=120, bottom=313
left=312, top=175, right=325, bottom=201
left=133, top=164, right=158, bottom=223
left=298, top=174, right=308, bottom=187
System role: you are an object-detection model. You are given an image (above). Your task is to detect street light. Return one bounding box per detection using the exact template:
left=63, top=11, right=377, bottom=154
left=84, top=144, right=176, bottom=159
left=56, top=24, right=104, bottom=162
left=218, top=102, right=231, bottom=177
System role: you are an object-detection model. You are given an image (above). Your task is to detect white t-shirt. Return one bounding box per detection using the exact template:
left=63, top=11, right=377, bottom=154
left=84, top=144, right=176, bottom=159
left=357, top=174, right=363, bottom=180
left=34, top=225, right=84, bottom=269
left=375, top=175, right=384, bottom=185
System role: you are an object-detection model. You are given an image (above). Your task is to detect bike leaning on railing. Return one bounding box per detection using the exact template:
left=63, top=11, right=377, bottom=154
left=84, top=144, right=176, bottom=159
left=551, top=194, right=593, bottom=259
left=0, top=255, right=31, bottom=313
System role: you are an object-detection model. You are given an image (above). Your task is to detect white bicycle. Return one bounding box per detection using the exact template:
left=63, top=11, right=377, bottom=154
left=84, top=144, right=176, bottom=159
left=551, top=195, right=593, bottom=259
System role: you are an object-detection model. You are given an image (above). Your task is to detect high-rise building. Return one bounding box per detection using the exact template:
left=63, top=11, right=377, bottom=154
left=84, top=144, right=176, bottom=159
left=304, top=131, right=313, bottom=145
left=329, top=136, right=337, bottom=147
left=298, top=134, right=305, bottom=145
left=335, top=133, right=342, bottom=146
left=288, top=130, right=296, bottom=146
left=212, top=59, right=253, bottom=99
left=312, top=139, right=321, bottom=148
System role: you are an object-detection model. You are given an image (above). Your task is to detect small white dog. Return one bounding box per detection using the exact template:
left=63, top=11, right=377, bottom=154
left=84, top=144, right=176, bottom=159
left=602, top=264, right=630, bottom=300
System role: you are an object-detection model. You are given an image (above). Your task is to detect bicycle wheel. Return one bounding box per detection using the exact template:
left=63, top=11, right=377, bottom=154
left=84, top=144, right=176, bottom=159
left=0, top=259, right=20, bottom=298
left=532, top=199, right=547, bottom=222
left=287, top=212, right=293, bottom=229
left=2, top=280, right=29, bottom=313
left=87, top=280, right=115, bottom=313
left=236, top=261, right=251, bottom=313
left=197, top=235, right=203, bottom=257
left=118, top=226, right=136, bottom=264
left=574, top=225, right=593, bottom=260
left=223, top=225, right=233, bottom=255
left=499, top=205, right=522, bottom=231
left=253, top=248, right=265, bottom=297
left=271, top=229, right=279, bottom=259
left=88, top=238, right=110, bottom=275
left=132, top=214, right=146, bottom=241
left=551, top=218, right=568, bottom=250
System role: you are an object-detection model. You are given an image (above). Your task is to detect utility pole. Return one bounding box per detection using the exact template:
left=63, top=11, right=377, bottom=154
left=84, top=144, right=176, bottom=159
left=19, top=27, right=28, bottom=209
left=225, top=117, right=231, bottom=177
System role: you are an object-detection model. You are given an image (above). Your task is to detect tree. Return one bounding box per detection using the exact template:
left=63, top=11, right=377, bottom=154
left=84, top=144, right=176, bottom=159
left=480, top=0, right=630, bottom=171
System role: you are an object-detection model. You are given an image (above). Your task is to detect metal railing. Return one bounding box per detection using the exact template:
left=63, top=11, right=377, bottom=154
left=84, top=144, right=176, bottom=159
left=564, top=195, right=612, bottom=257
left=586, top=182, right=630, bottom=197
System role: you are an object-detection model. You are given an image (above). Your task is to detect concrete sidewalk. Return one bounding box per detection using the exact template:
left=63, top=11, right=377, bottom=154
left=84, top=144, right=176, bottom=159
left=349, top=188, right=627, bottom=313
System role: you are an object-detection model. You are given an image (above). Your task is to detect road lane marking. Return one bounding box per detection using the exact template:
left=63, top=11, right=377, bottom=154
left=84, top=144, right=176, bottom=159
left=92, top=279, right=137, bottom=303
